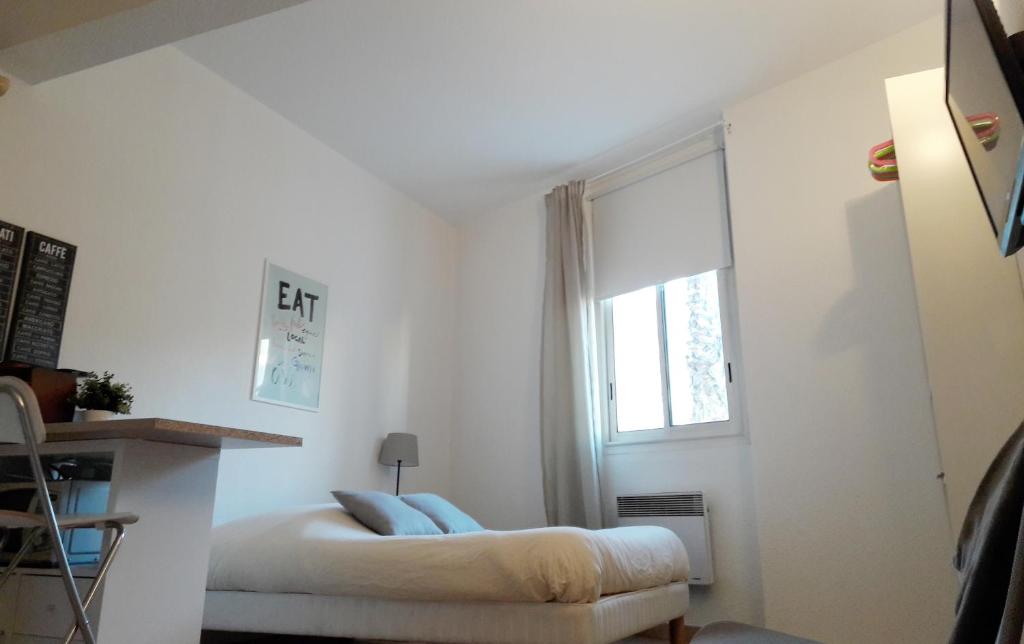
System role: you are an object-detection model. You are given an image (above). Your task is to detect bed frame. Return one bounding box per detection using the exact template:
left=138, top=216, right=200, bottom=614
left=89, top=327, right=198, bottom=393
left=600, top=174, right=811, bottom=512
left=202, top=582, right=689, bottom=644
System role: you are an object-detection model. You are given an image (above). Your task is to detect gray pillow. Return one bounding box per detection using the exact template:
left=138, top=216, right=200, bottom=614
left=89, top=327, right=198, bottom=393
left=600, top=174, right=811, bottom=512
left=331, top=490, right=443, bottom=536
left=400, top=493, right=484, bottom=534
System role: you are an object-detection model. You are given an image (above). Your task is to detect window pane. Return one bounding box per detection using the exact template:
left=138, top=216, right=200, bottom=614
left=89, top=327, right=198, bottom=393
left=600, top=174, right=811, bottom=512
left=664, top=271, right=729, bottom=426
left=610, top=286, right=665, bottom=432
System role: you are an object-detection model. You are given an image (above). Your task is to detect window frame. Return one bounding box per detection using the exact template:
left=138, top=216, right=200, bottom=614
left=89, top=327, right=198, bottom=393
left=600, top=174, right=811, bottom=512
left=598, top=268, right=745, bottom=445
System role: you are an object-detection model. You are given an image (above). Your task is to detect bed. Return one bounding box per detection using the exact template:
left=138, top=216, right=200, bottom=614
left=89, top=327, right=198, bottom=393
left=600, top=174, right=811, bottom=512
left=202, top=504, right=691, bottom=644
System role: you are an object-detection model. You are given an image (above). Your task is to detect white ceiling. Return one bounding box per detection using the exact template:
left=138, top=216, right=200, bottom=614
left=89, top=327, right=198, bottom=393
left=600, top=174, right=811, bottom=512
left=178, top=0, right=941, bottom=221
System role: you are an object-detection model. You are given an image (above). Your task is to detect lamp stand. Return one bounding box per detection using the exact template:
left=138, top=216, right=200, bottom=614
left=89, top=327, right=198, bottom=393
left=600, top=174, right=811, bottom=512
left=395, top=459, right=402, bottom=496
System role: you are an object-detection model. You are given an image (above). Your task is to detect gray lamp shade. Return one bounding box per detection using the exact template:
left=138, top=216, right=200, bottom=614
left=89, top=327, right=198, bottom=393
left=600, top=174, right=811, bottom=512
left=378, top=432, right=419, bottom=467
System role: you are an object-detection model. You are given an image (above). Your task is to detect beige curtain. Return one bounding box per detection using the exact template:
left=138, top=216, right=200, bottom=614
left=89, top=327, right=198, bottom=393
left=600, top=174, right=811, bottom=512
left=540, top=180, right=603, bottom=529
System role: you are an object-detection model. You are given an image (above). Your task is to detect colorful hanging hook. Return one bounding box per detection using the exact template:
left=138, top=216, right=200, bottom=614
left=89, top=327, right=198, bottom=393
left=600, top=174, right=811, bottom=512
left=867, top=112, right=1003, bottom=182
left=969, top=112, right=1000, bottom=148
left=868, top=139, right=898, bottom=182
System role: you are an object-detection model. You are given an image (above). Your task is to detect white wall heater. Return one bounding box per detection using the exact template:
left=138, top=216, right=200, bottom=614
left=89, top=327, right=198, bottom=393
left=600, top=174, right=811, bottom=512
left=616, top=492, right=714, bottom=585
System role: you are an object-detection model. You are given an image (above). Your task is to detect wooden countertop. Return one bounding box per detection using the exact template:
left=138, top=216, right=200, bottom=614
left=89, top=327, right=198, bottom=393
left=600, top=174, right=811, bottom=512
left=44, top=418, right=302, bottom=450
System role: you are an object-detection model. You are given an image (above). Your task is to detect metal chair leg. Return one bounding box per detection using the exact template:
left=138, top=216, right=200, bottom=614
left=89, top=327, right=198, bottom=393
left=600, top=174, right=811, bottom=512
left=0, top=527, right=42, bottom=591
left=49, top=525, right=96, bottom=644
left=62, top=523, right=126, bottom=644
left=24, top=441, right=96, bottom=644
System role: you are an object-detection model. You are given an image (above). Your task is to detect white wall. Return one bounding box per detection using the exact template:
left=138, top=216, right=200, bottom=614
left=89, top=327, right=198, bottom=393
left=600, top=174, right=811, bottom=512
left=601, top=440, right=764, bottom=626
left=724, top=17, right=956, bottom=644
left=0, top=47, right=458, bottom=525
left=450, top=172, right=765, bottom=626
left=449, top=20, right=969, bottom=636
left=450, top=196, right=548, bottom=530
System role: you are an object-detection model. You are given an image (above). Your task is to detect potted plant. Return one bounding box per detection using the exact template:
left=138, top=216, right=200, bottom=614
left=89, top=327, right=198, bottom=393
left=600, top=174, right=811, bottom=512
left=70, top=372, right=134, bottom=421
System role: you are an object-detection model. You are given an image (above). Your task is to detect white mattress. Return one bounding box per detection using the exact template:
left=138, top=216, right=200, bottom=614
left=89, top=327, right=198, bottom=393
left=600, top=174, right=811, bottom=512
left=204, top=583, right=690, bottom=644
left=207, top=504, right=689, bottom=604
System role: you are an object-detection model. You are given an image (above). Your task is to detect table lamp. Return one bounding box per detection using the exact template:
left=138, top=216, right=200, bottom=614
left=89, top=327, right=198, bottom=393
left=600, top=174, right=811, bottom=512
left=378, top=432, right=418, bottom=495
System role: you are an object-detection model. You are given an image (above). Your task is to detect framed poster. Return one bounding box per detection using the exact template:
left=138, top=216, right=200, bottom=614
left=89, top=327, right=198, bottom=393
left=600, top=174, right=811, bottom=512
left=251, top=260, right=328, bottom=411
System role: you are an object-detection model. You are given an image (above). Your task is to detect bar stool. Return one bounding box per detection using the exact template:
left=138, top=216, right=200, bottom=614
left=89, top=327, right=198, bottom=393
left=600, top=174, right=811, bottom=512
left=0, top=377, right=138, bottom=644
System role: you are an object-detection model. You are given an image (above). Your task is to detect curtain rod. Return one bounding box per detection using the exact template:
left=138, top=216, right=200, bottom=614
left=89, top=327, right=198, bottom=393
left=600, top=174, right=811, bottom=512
left=587, top=120, right=725, bottom=184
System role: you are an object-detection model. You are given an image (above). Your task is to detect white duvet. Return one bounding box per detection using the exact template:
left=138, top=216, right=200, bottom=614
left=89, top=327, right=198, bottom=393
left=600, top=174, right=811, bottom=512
left=207, top=504, right=689, bottom=604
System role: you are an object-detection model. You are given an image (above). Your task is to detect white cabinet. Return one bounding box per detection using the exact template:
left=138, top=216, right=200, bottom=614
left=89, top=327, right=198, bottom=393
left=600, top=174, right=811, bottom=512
left=886, top=69, right=1024, bottom=534
left=0, top=440, right=221, bottom=643
left=0, top=574, right=19, bottom=643
left=0, top=421, right=297, bottom=644
left=8, top=574, right=94, bottom=643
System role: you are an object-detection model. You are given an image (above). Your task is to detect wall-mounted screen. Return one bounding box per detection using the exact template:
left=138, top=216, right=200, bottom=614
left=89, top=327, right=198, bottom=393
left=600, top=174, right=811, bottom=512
left=946, top=0, right=1024, bottom=255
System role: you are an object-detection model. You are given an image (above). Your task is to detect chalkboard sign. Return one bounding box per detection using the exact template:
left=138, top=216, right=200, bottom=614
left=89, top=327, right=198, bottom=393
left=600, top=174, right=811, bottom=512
left=0, top=220, right=25, bottom=352
left=6, top=232, right=76, bottom=368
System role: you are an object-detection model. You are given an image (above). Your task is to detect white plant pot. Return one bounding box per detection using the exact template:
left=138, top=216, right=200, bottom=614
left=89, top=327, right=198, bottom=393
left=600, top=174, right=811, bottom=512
left=81, top=409, right=118, bottom=422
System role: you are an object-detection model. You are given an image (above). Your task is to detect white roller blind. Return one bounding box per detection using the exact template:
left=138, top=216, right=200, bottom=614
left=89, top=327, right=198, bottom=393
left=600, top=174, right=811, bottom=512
left=592, top=149, right=732, bottom=300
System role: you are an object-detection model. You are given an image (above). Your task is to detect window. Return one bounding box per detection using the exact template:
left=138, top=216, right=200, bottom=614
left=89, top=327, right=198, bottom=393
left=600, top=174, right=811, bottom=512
left=600, top=269, right=742, bottom=442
